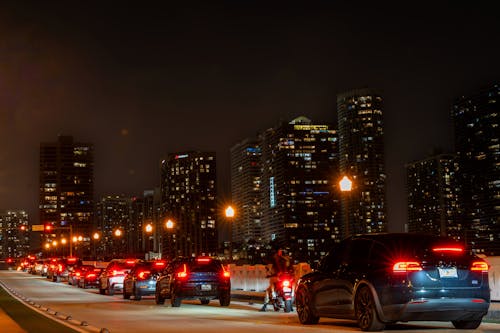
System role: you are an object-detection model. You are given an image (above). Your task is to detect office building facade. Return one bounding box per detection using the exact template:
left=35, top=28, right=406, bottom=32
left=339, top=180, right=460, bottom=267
left=160, top=152, right=218, bottom=258
left=0, top=210, right=30, bottom=258
left=406, top=154, right=462, bottom=239
left=452, top=83, right=499, bottom=255
left=337, top=89, right=387, bottom=238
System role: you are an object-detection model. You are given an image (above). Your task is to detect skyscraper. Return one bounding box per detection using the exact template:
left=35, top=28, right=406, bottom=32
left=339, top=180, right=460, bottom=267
left=160, top=152, right=218, bottom=258
left=39, top=136, right=94, bottom=247
left=260, top=116, right=339, bottom=262
left=337, top=89, right=387, bottom=238
left=406, top=153, right=462, bottom=239
left=0, top=210, right=30, bottom=258
left=452, top=83, right=499, bottom=255
left=230, top=138, right=262, bottom=246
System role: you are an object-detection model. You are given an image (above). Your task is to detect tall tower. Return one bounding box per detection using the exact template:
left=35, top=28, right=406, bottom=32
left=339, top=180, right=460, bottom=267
left=0, top=210, right=30, bottom=258
left=160, top=152, right=218, bottom=258
left=337, top=89, right=387, bottom=238
left=406, top=154, right=462, bottom=239
left=39, top=136, right=94, bottom=248
left=452, top=83, right=500, bottom=255
left=260, top=116, right=339, bottom=263
left=230, top=138, right=262, bottom=246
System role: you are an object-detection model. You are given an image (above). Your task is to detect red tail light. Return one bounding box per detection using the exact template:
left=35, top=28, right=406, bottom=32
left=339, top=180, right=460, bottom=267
left=393, top=261, right=422, bottom=272
left=112, top=270, right=118, bottom=276
left=433, top=247, right=463, bottom=253
left=138, top=270, right=151, bottom=280
left=281, top=280, right=291, bottom=288
left=87, top=273, right=96, bottom=278
left=58, top=264, right=64, bottom=273
left=471, top=261, right=489, bottom=272
left=75, top=272, right=81, bottom=277
left=154, top=261, right=166, bottom=268
left=196, top=258, right=211, bottom=263
left=177, top=264, right=188, bottom=279
left=126, top=259, right=136, bottom=265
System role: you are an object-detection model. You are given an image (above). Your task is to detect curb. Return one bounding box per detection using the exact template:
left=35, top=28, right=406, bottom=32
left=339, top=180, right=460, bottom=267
left=0, top=281, right=110, bottom=333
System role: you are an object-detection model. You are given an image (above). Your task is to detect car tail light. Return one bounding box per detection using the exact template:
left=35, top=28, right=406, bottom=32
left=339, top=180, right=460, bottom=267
left=281, top=279, right=291, bottom=288
left=177, top=264, right=188, bottom=279
left=112, top=270, right=118, bottom=276
left=393, top=261, right=422, bottom=273
left=222, top=266, right=230, bottom=279
left=58, top=264, right=64, bottom=273
left=67, top=257, right=78, bottom=264
left=471, top=261, right=489, bottom=272
left=87, top=273, right=96, bottom=278
left=126, top=259, right=136, bottom=265
left=75, top=272, right=81, bottom=277
left=138, top=270, right=151, bottom=280
left=154, top=261, right=166, bottom=268
left=196, top=258, right=211, bottom=263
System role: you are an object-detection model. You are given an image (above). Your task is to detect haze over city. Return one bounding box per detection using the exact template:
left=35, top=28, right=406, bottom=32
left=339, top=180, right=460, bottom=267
left=1, top=1, right=499, bottom=233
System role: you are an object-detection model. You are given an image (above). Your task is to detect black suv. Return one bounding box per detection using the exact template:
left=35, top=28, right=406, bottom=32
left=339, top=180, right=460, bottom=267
left=295, top=233, right=490, bottom=331
left=155, top=257, right=231, bottom=307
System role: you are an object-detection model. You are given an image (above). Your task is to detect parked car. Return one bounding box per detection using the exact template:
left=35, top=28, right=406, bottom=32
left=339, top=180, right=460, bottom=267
left=68, top=264, right=94, bottom=286
left=295, top=233, right=490, bottom=331
left=99, top=259, right=139, bottom=295
left=155, top=256, right=231, bottom=307
left=78, top=267, right=103, bottom=289
left=123, top=260, right=166, bottom=300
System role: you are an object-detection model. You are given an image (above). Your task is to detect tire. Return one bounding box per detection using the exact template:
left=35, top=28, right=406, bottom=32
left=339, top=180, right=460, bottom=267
left=155, top=288, right=165, bottom=305
left=452, top=319, right=482, bottom=329
left=354, top=286, right=385, bottom=331
left=219, top=291, right=231, bottom=307
left=108, top=282, right=115, bottom=296
left=295, top=285, right=319, bottom=325
left=200, top=298, right=210, bottom=305
left=171, top=290, right=181, bottom=307
left=134, top=286, right=142, bottom=301
left=284, top=299, right=292, bottom=313
left=123, top=287, right=131, bottom=299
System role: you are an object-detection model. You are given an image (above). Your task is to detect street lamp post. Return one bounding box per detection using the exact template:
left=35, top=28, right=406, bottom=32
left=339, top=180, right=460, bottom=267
left=145, top=223, right=153, bottom=260
left=339, top=176, right=353, bottom=239
left=114, top=229, right=123, bottom=258
left=93, top=232, right=100, bottom=260
left=165, top=219, right=174, bottom=259
left=225, top=205, right=235, bottom=262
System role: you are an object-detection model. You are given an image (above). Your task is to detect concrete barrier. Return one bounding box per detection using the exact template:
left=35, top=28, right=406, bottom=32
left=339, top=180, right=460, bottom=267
left=486, top=256, right=500, bottom=301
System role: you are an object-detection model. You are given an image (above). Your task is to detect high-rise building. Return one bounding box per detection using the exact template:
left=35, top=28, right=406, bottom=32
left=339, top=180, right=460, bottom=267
left=452, top=83, right=500, bottom=255
left=39, top=135, right=94, bottom=249
left=160, top=152, right=217, bottom=258
left=0, top=210, right=30, bottom=258
left=96, top=195, right=131, bottom=259
left=406, top=154, right=462, bottom=239
left=260, top=116, right=339, bottom=262
left=337, top=89, right=387, bottom=237
left=230, top=138, right=262, bottom=246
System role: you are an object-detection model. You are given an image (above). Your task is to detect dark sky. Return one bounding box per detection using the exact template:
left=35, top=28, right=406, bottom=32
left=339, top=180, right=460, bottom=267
left=1, top=1, right=499, bottom=232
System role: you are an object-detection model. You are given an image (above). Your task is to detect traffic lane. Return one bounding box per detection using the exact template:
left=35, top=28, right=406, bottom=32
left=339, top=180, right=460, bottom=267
left=1, top=271, right=499, bottom=333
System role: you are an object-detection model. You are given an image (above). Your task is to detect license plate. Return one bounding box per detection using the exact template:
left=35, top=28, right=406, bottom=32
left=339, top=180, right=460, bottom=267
left=283, top=287, right=292, bottom=292
left=438, top=267, right=458, bottom=278
left=201, top=284, right=212, bottom=291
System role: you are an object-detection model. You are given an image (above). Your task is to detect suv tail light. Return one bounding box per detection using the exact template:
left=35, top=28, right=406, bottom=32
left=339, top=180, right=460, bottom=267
left=471, top=261, right=489, bottom=272
left=393, top=261, right=422, bottom=273
left=138, top=270, right=151, bottom=280
left=177, top=264, right=188, bottom=279
left=432, top=246, right=464, bottom=253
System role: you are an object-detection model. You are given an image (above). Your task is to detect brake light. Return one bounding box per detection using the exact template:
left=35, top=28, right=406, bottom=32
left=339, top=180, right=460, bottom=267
left=222, top=266, right=230, bottom=279
left=196, top=258, right=211, bottom=263
left=75, top=272, right=81, bottom=277
left=67, top=257, right=77, bottom=263
left=58, top=264, right=64, bottom=273
left=433, top=247, right=463, bottom=253
left=125, top=259, right=136, bottom=265
left=177, top=264, right=188, bottom=278
left=471, top=261, right=489, bottom=272
left=282, top=280, right=291, bottom=288
left=112, top=270, right=118, bottom=276
left=154, top=261, right=166, bottom=268
left=393, top=261, right=422, bottom=272
left=138, top=270, right=151, bottom=280
left=87, top=273, right=96, bottom=278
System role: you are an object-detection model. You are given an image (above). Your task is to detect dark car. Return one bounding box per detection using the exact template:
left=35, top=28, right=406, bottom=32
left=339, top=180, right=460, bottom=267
left=155, top=256, right=231, bottom=307
left=99, top=259, right=139, bottom=295
left=295, top=233, right=490, bottom=331
left=123, top=260, right=166, bottom=300
left=68, top=264, right=94, bottom=286
left=46, top=257, right=81, bottom=282
left=78, top=267, right=103, bottom=289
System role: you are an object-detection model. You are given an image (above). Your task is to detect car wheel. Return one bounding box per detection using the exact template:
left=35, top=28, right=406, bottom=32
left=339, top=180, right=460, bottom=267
left=355, top=286, right=385, bottom=331
left=452, top=319, right=482, bottom=329
left=108, top=282, right=115, bottom=296
left=123, top=287, right=131, bottom=299
left=200, top=298, right=210, bottom=305
left=155, top=288, right=165, bottom=305
left=295, top=285, right=319, bottom=325
left=219, top=291, right=231, bottom=307
left=134, top=285, right=142, bottom=301
left=171, top=289, right=181, bottom=307
left=99, top=286, right=105, bottom=294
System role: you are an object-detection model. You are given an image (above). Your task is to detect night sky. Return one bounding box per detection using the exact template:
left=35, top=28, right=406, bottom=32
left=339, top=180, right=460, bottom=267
left=1, top=1, right=499, bottom=232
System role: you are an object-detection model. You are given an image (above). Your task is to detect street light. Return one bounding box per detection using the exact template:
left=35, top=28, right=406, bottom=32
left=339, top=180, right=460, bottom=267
left=225, top=205, right=235, bottom=262
left=145, top=223, right=153, bottom=259
left=114, top=229, right=123, bottom=258
left=93, top=232, right=100, bottom=260
left=339, top=176, right=353, bottom=238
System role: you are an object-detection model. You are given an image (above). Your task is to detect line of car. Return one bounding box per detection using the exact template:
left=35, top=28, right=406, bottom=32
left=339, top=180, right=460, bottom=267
left=17, top=232, right=493, bottom=331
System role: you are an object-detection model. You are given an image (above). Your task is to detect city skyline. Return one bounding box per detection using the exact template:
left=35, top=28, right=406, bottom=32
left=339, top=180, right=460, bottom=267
left=1, top=2, right=499, bottom=233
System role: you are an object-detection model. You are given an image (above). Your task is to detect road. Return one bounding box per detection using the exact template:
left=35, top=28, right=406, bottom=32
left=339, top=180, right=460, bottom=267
left=1, top=270, right=499, bottom=333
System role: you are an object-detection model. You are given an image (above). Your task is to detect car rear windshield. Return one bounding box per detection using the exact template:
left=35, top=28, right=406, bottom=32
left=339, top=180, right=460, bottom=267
left=188, top=260, right=223, bottom=272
